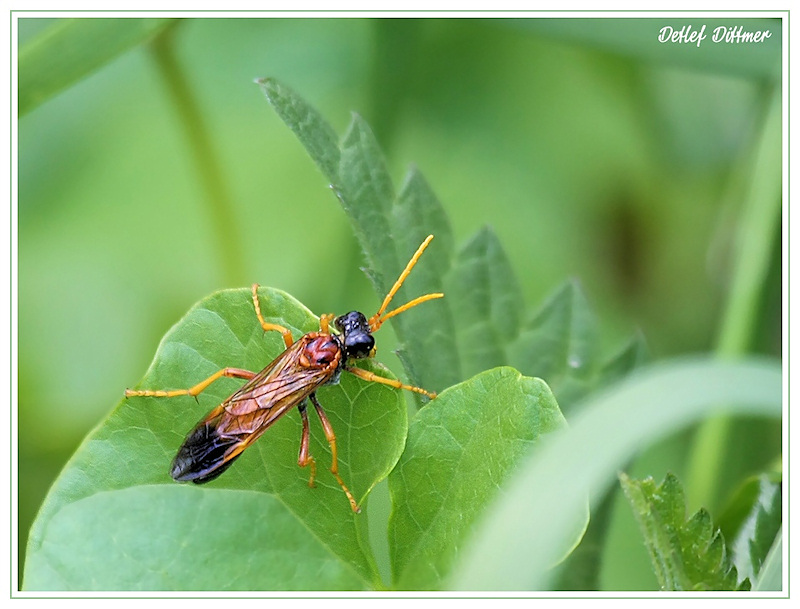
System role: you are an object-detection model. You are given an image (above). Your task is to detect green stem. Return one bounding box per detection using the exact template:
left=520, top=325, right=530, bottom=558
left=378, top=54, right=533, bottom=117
left=149, top=26, right=246, bottom=287
left=685, top=87, right=782, bottom=510
left=716, top=90, right=783, bottom=356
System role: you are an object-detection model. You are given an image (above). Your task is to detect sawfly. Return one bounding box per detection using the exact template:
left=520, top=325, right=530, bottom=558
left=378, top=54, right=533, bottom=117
left=126, top=235, right=441, bottom=512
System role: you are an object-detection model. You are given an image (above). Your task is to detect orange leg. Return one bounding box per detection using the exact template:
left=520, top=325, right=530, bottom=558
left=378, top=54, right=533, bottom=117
left=125, top=367, right=255, bottom=399
left=319, top=313, right=335, bottom=334
left=251, top=283, right=294, bottom=348
left=345, top=365, right=437, bottom=399
left=297, top=402, right=317, bottom=488
left=309, top=394, right=360, bottom=513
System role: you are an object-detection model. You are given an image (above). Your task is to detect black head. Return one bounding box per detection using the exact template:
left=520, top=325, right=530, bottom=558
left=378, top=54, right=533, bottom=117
left=334, top=311, right=375, bottom=361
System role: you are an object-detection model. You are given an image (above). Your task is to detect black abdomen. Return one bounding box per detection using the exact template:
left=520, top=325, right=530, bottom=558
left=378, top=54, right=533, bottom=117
left=170, top=423, right=243, bottom=484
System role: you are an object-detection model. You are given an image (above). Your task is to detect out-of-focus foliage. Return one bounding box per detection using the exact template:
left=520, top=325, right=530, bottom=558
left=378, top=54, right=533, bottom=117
left=19, top=18, right=175, bottom=116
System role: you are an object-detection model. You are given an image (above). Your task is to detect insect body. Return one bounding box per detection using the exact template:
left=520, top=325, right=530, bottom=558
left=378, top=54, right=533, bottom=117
left=126, top=235, right=442, bottom=513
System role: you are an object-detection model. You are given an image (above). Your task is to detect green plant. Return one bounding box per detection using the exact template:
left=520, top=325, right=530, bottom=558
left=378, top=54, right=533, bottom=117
left=23, top=77, right=589, bottom=591
left=19, top=18, right=783, bottom=593
left=22, top=76, right=781, bottom=593
left=619, top=472, right=780, bottom=591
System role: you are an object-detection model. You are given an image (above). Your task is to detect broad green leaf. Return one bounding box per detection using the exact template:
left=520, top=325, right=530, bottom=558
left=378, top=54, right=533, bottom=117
left=19, top=18, right=175, bottom=116
left=23, top=486, right=364, bottom=591
left=23, top=287, right=407, bottom=591
left=388, top=367, right=568, bottom=590
left=717, top=473, right=782, bottom=581
left=619, top=472, right=749, bottom=591
left=449, top=357, right=781, bottom=590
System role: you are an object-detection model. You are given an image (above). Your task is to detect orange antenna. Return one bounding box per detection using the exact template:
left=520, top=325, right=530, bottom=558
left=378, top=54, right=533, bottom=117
left=369, top=234, right=444, bottom=332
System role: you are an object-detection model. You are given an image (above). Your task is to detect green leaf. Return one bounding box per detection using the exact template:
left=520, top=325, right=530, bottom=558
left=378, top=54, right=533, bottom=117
left=619, top=472, right=749, bottom=591
left=258, top=77, right=644, bottom=418
left=23, top=287, right=407, bottom=591
left=525, top=292, right=647, bottom=591
left=717, top=473, right=782, bottom=581
left=509, top=279, right=646, bottom=416
left=686, top=87, right=782, bottom=511
left=255, top=77, right=341, bottom=182
left=258, top=81, right=654, bottom=592
left=508, top=279, right=596, bottom=411
left=597, top=330, right=649, bottom=387
left=388, top=367, right=568, bottom=590
left=337, top=114, right=398, bottom=278
left=257, top=78, right=398, bottom=286
left=753, top=527, right=782, bottom=591
left=551, top=488, right=615, bottom=591
left=19, top=18, right=175, bottom=116
left=391, top=169, right=461, bottom=392
left=258, top=78, right=458, bottom=395
left=448, top=357, right=781, bottom=590
left=446, top=227, right=525, bottom=378
left=23, top=486, right=365, bottom=591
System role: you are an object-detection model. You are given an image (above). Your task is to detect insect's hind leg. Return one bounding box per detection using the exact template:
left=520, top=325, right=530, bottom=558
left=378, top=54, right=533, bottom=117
left=309, top=394, right=360, bottom=513
left=251, top=283, right=294, bottom=348
left=297, top=402, right=318, bottom=488
left=125, top=367, right=255, bottom=399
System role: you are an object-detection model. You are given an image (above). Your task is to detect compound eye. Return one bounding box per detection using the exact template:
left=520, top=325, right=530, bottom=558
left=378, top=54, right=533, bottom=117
left=345, top=332, right=375, bottom=359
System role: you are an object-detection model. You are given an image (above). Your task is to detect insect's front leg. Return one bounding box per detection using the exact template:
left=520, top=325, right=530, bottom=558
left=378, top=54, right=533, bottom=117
left=251, top=283, right=295, bottom=348
left=345, top=365, right=437, bottom=399
left=125, top=367, right=256, bottom=399
left=319, top=313, right=335, bottom=334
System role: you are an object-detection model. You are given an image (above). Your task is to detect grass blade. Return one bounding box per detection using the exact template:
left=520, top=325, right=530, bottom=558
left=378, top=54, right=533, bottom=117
left=449, top=357, right=781, bottom=590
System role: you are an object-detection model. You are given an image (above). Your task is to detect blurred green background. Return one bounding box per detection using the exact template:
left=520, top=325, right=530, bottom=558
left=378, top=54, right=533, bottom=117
left=17, top=17, right=782, bottom=589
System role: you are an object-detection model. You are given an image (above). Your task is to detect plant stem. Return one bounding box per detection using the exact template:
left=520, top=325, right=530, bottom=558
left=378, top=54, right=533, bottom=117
left=686, top=86, right=782, bottom=510
left=149, top=25, right=246, bottom=287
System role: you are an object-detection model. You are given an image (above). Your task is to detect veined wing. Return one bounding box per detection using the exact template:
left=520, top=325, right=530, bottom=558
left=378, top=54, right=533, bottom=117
left=171, top=333, right=342, bottom=483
